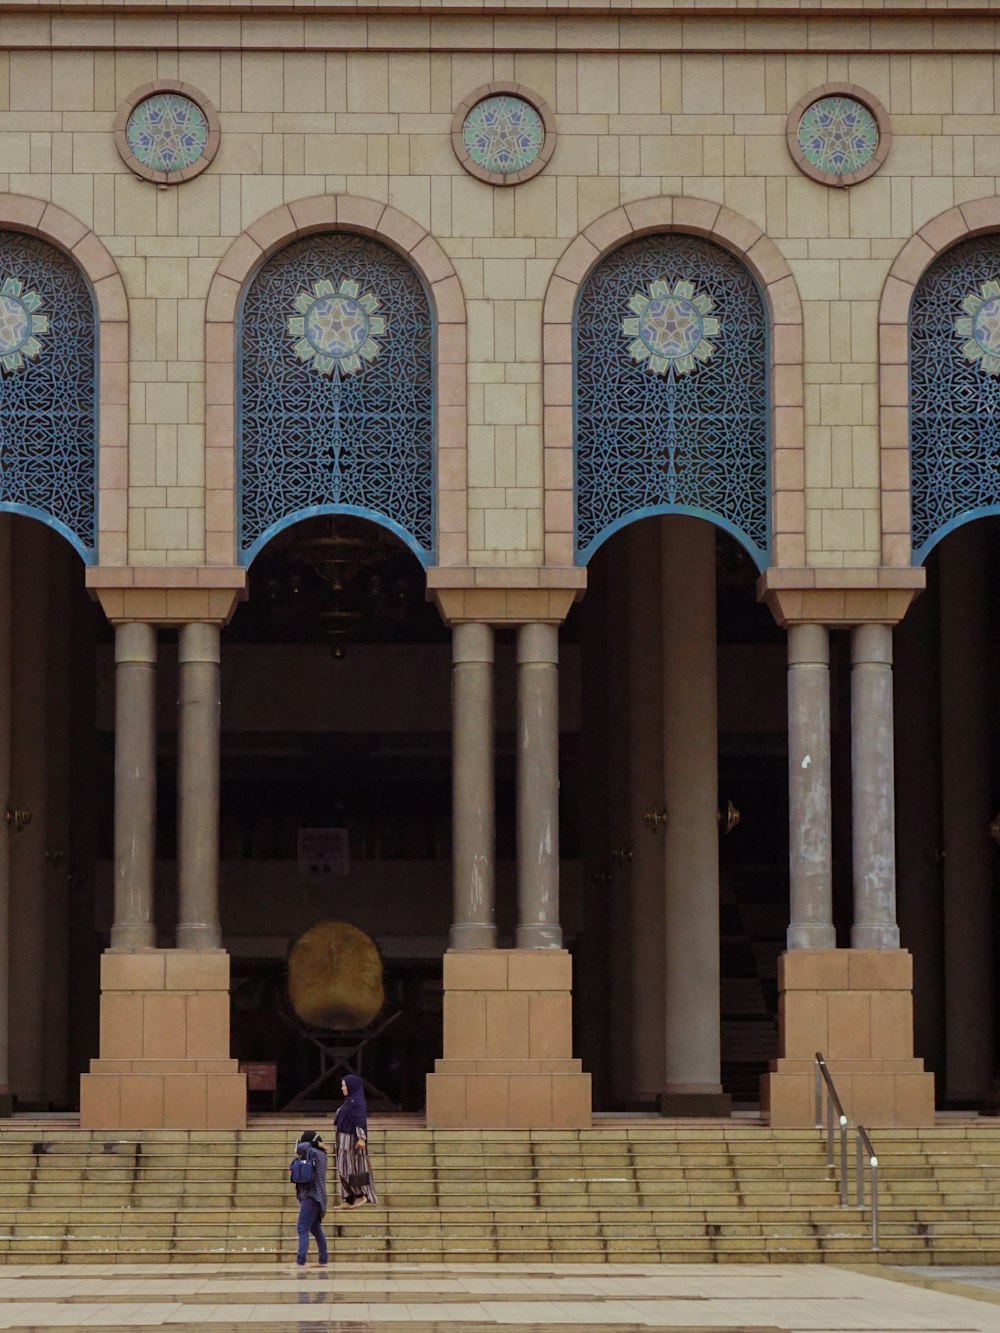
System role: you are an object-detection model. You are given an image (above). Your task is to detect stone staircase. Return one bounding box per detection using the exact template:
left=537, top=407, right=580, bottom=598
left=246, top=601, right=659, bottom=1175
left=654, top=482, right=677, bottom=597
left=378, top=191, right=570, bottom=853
left=0, top=1119, right=998, bottom=1264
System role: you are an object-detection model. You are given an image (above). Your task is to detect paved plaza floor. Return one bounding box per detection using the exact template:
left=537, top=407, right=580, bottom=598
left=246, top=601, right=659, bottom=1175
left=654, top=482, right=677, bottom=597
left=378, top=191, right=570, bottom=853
left=0, top=1262, right=995, bottom=1333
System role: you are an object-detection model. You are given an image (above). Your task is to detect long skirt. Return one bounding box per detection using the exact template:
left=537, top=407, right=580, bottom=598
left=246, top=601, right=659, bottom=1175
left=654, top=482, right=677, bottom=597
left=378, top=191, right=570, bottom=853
left=335, top=1130, right=379, bottom=1205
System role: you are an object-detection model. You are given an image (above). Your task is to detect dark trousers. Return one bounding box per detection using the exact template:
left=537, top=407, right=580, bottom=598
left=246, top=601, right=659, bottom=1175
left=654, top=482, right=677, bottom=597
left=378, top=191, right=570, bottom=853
left=296, top=1196, right=328, bottom=1265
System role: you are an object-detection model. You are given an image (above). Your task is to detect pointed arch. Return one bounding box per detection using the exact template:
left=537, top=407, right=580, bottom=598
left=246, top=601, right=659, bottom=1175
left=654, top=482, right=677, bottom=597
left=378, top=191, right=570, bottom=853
left=541, top=196, right=804, bottom=568
left=205, top=196, right=467, bottom=569
left=0, top=194, right=128, bottom=565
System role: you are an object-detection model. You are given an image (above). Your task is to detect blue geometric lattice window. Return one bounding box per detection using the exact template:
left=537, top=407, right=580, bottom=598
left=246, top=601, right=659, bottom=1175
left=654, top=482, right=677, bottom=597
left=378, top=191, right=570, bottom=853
left=910, top=234, right=1000, bottom=563
left=0, top=231, right=97, bottom=563
left=574, top=234, right=770, bottom=567
left=239, top=232, right=435, bottom=566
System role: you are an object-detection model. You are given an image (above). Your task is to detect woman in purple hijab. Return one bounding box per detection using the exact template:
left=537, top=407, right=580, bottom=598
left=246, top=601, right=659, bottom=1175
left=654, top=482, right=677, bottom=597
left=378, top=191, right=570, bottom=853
left=333, top=1074, right=379, bottom=1207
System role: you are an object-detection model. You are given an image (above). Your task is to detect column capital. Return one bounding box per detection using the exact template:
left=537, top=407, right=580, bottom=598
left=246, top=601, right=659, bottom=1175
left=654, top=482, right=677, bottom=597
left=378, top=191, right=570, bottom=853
left=516, top=621, right=559, bottom=665
left=758, top=567, right=925, bottom=628
left=851, top=621, right=893, bottom=667
left=178, top=621, right=221, bottom=665
left=452, top=621, right=494, bottom=664
left=114, top=620, right=157, bottom=665
left=787, top=621, right=829, bottom=667
left=428, top=567, right=585, bottom=627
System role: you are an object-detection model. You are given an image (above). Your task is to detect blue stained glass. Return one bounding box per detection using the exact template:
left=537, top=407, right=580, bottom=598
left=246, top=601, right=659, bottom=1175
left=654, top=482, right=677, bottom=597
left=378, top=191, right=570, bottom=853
left=0, top=231, right=97, bottom=562
left=574, top=233, right=770, bottom=566
left=239, top=232, right=435, bottom=566
left=797, top=96, right=879, bottom=177
left=910, top=235, right=1000, bottom=561
left=463, top=96, right=544, bottom=175
left=126, top=93, right=209, bottom=173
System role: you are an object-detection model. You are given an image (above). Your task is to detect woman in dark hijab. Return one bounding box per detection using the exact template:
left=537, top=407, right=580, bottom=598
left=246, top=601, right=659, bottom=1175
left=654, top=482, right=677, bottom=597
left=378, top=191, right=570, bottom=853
left=333, top=1074, right=379, bottom=1207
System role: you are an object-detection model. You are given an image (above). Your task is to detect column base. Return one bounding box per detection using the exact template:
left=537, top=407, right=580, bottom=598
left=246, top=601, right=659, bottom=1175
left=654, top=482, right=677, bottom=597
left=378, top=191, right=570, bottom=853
left=787, top=923, right=836, bottom=950
left=761, top=949, right=935, bottom=1128
left=449, top=923, right=497, bottom=950
left=658, top=1091, right=732, bottom=1117
left=176, top=924, right=223, bottom=950
left=425, top=949, right=591, bottom=1128
left=514, top=924, right=564, bottom=949
left=851, top=924, right=901, bottom=949
left=110, top=924, right=157, bottom=950
left=79, top=948, right=246, bottom=1130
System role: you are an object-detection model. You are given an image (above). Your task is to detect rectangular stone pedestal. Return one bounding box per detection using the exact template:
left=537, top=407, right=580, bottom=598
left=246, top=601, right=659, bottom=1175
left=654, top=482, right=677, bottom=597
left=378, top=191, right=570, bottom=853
left=761, top=949, right=935, bottom=1127
left=80, top=949, right=246, bottom=1129
left=426, top=950, right=591, bottom=1128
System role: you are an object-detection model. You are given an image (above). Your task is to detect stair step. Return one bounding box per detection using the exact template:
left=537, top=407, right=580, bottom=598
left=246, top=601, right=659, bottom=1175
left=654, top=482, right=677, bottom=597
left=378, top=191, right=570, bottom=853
left=0, top=1121, right=998, bottom=1265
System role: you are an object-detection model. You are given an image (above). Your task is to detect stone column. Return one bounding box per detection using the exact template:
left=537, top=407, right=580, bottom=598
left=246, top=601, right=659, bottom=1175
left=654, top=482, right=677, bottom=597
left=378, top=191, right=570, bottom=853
left=627, top=521, right=665, bottom=1103
left=44, top=538, right=72, bottom=1107
left=515, top=622, right=561, bottom=949
left=10, top=521, right=49, bottom=1106
left=894, top=576, right=945, bottom=1080
left=850, top=624, right=900, bottom=950
left=111, top=623, right=158, bottom=950
left=939, top=526, right=994, bottom=1103
left=577, top=567, right=611, bottom=1104
left=450, top=622, right=496, bottom=950
left=605, top=537, right=633, bottom=1107
left=0, top=518, right=12, bottom=1112
left=661, top=518, right=725, bottom=1108
left=786, top=624, right=836, bottom=950
left=176, top=623, right=222, bottom=950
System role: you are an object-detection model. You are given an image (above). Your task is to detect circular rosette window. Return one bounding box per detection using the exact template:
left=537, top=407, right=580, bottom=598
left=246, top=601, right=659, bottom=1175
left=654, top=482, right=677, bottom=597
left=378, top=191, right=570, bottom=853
left=115, top=81, right=220, bottom=185
left=787, top=84, right=890, bottom=187
left=955, top=279, right=1000, bottom=376
left=0, top=276, right=48, bottom=375
left=622, top=279, right=720, bottom=378
left=287, top=278, right=386, bottom=378
left=452, top=83, right=556, bottom=186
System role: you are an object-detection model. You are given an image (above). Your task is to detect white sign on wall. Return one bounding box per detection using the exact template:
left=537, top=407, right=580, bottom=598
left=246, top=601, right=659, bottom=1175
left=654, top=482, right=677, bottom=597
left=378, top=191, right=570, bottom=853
left=297, top=828, right=350, bottom=879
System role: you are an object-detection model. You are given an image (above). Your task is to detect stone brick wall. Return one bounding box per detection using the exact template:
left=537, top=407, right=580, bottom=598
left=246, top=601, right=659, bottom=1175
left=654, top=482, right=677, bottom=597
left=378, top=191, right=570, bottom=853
left=1, top=7, right=996, bottom=573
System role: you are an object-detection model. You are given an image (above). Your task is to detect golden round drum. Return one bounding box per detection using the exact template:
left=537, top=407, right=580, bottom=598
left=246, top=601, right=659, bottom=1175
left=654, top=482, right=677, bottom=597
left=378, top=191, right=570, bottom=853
left=287, top=920, right=384, bottom=1029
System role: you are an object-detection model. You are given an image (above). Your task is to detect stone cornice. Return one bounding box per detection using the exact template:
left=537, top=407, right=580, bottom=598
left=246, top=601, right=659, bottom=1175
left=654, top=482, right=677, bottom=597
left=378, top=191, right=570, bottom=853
left=1, top=6, right=997, bottom=54
left=0, top=1, right=994, bottom=11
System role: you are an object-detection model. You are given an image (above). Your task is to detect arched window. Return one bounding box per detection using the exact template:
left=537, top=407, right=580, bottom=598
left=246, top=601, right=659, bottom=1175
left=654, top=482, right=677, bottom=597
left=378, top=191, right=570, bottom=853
left=238, top=232, right=435, bottom=566
left=574, top=233, right=770, bottom=567
left=910, top=234, right=1000, bottom=563
left=0, top=230, right=97, bottom=562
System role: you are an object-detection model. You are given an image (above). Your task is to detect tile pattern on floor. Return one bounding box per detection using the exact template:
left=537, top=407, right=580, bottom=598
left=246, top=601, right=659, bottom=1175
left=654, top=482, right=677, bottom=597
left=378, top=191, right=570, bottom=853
left=0, top=1261, right=996, bottom=1332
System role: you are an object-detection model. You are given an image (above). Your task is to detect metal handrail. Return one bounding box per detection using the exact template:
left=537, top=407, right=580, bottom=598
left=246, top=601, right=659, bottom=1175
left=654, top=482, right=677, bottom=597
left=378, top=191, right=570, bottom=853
left=855, top=1124, right=879, bottom=1251
left=814, top=1053, right=880, bottom=1250
left=814, top=1052, right=849, bottom=1205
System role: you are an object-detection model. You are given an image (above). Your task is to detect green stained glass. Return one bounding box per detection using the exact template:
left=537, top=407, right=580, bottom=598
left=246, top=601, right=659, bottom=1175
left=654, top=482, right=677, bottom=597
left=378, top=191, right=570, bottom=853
left=126, top=93, right=209, bottom=173
left=797, top=96, right=878, bottom=177
left=463, top=95, right=544, bottom=176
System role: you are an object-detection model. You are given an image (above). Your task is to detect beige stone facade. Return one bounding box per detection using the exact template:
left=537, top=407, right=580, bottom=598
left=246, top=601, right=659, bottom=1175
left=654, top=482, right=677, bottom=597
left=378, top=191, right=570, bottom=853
left=1, top=0, right=998, bottom=1127
left=0, top=2, right=995, bottom=575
